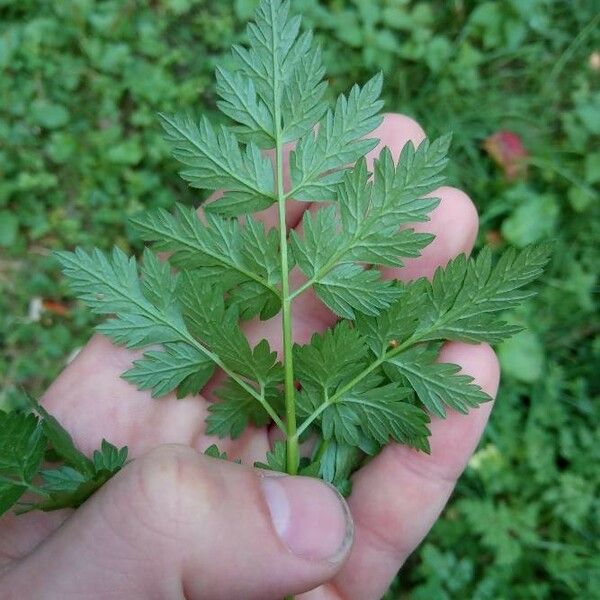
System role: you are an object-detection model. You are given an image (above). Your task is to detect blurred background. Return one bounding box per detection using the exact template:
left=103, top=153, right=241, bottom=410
left=0, top=0, right=598, bottom=597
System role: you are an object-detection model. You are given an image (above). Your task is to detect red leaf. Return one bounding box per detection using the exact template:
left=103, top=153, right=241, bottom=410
left=42, top=299, right=72, bottom=317
left=483, top=130, right=528, bottom=181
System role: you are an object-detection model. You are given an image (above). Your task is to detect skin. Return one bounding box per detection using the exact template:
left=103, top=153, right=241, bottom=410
left=0, top=114, right=499, bottom=600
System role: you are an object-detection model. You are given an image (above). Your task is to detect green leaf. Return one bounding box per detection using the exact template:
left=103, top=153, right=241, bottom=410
left=290, top=72, right=384, bottom=200
left=289, top=139, right=449, bottom=317
left=314, top=264, right=400, bottom=319
left=356, top=279, right=427, bottom=356
left=501, top=193, right=559, bottom=247
left=294, top=321, right=368, bottom=391
left=0, top=401, right=127, bottom=516
left=30, top=400, right=95, bottom=477
left=140, top=248, right=178, bottom=310
left=498, top=330, right=544, bottom=384
left=281, top=41, right=328, bottom=142
left=418, top=244, right=553, bottom=344
left=92, top=440, right=129, bottom=473
left=179, top=273, right=283, bottom=386
left=56, top=246, right=146, bottom=316
left=225, top=0, right=328, bottom=144
left=159, top=113, right=274, bottom=216
left=386, top=346, right=491, bottom=417
left=0, top=211, right=18, bottom=247
left=254, top=440, right=287, bottom=472
left=360, top=243, right=552, bottom=347
left=299, top=375, right=430, bottom=449
left=206, top=379, right=272, bottom=439
left=318, top=440, right=361, bottom=495
left=123, top=342, right=215, bottom=398
left=338, top=142, right=446, bottom=266
left=0, top=483, right=29, bottom=518
left=56, top=247, right=185, bottom=349
left=23, top=440, right=128, bottom=514
left=204, top=444, right=230, bottom=461
left=22, top=476, right=112, bottom=513
left=0, top=412, right=46, bottom=515
left=227, top=281, right=281, bottom=321
left=215, top=66, right=275, bottom=146
left=131, top=204, right=280, bottom=294
left=289, top=206, right=338, bottom=277
left=41, top=466, right=88, bottom=492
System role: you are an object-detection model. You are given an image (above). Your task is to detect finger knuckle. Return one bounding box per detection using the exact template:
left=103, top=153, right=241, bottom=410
left=132, top=445, right=223, bottom=529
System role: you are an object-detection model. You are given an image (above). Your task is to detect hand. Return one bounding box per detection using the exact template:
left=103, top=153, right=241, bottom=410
left=0, top=114, right=499, bottom=600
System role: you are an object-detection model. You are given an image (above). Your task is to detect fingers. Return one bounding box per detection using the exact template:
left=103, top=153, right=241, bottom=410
left=2, top=446, right=353, bottom=600
left=328, top=343, right=500, bottom=600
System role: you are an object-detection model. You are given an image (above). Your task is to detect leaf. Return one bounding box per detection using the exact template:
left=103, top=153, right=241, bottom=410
left=227, top=281, right=281, bottom=321
left=386, top=346, right=491, bottom=417
left=0, top=399, right=127, bottom=516
left=289, top=139, right=450, bottom=317
left=92, top=440, right=129, bottom=473
left=56, top=247, right=186, bottom=349
left=0, top=412, right=46, bottom=516
left=55, top=246, right=146, bottom=316
left=24, top=439, right=128, bottom=514
left=23, top=475, right=112, bottom=514
left=314, top=264, right=401, bottom=319
left=338, top=143, right=447, bottom=266
left=290, top=72, right=384, bottom=200
left=280, top=41, right=328, bottom=142
left=206, top=379, right=272, bottom=439
left=159, top=113, right=274, bottom=216
left=130, top=204, right=280, bottom=294
left=254, top=440, right=287, bottom=472
left=204, top=444, right=230, bottom=461
left=317, top=439, right=362, bottom=495
left=30, top=400, right=95, bottom=477
left=179, top=273, right=283, bottom=386
left=41, top=466, right=88, bottom=492
left=56, top=248, right=229, bottom=399
left=298, top=375, right=430, bottom=449
left=289, top=206, right=338, bottom=277
left=356, top=279, right=427, bottom=356
left=0, top=483, right=29, bottom=518
left=417, top=243, right=553, bottom=344
left=359, top=243, right=552, bottom=348
left=123, top=342, right=215, bottom=398
left=215, top=66, right=275, bottom=147
left=294, top=321, right=368, bottom=391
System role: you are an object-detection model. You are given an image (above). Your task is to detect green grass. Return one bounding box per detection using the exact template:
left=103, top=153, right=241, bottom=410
left=1, top=0, right=599, bottom=597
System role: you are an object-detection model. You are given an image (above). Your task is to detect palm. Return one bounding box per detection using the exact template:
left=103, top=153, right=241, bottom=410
left=0, top=115, right=499, bottom=600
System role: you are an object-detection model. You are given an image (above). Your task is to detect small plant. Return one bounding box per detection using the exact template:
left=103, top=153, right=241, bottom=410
left=0, top=396, right=127, bottom=515
left=0, top=0, right=550, bottom=517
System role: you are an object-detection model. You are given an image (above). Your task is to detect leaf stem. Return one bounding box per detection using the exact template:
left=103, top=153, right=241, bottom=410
left=0, top=475, right=51, bottom=499
left=182, top=330, right=286, bottom=432
left=271, top=1, right=298, bottom=476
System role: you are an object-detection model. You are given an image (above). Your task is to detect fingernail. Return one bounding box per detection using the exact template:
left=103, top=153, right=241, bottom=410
left=261, top=475, right=354, bottom=563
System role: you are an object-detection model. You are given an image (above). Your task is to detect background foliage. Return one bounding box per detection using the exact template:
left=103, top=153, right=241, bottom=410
left=1, top=0, right=598, bottom=597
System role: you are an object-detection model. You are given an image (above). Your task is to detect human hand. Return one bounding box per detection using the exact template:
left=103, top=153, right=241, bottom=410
left=0, top=114, right=499, bottom=600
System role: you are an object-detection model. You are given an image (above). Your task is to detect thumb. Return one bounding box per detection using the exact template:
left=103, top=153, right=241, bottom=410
left=3, top=445, right=353, bottom=600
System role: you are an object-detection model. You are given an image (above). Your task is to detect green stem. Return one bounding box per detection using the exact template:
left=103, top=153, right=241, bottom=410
left=275, top=118, right=298, bottom=477
left=181, top=331, right=286, bottom=433
left=270, top=2, right=298, bottom=476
